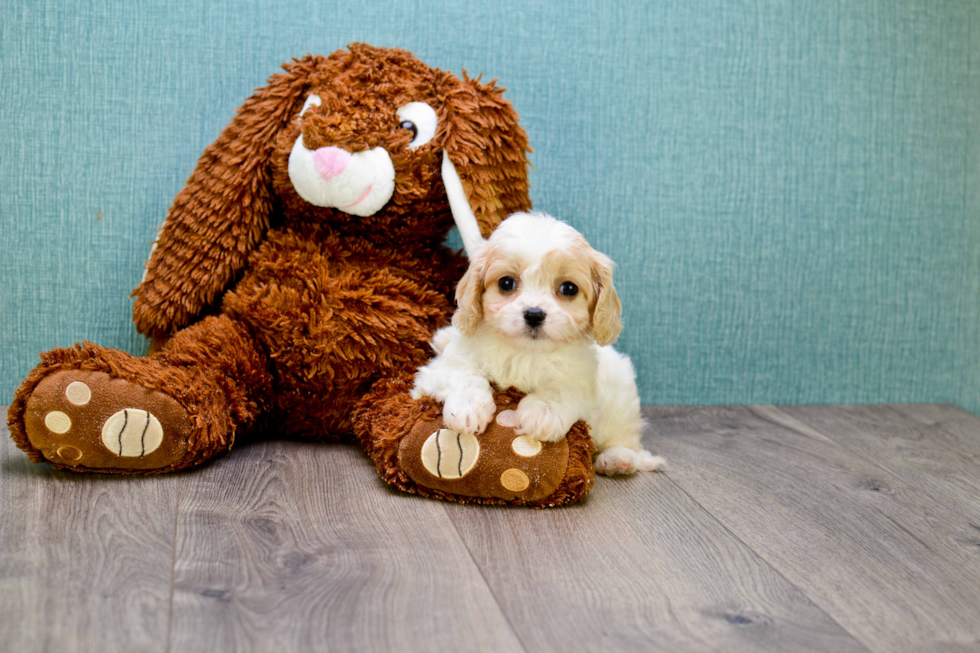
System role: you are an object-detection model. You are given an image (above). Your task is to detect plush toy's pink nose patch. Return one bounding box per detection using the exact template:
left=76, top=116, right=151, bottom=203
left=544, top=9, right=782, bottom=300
left=312, top=146, right=351, bottom=181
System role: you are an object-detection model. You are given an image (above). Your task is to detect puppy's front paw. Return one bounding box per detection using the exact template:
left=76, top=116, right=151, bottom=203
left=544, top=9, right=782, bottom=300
left=442, top=390, right=496, bottom=437
left=515, top=396, right=570, bottom=443
left=594, top=447, right=666, bottom=476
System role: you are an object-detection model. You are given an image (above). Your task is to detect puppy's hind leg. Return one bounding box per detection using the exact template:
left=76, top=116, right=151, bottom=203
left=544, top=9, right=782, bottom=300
left=591, top=402, right=665, bottom=475
left=594, top=447, right=666, bottom=475
left=590, top=349, right=665, bottom=475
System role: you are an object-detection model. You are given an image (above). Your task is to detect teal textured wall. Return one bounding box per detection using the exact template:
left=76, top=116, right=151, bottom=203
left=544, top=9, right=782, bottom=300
left=2, top=1, right=978, bottom=411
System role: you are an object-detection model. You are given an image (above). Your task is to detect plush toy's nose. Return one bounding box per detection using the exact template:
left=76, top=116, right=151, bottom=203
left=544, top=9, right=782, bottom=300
left=312, top=146, right=351, bottom=182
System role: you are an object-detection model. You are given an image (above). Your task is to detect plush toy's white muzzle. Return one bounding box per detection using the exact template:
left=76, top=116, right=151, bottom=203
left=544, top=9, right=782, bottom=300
left=288, top=135, right=396, bottom=217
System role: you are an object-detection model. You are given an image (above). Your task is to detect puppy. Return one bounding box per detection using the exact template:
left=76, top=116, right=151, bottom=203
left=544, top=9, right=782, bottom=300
left=411, top=211, right=664, bottom=475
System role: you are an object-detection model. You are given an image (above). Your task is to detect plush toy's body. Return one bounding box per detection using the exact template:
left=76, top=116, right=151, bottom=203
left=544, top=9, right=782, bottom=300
left=8, top=45, right=596, bottom=506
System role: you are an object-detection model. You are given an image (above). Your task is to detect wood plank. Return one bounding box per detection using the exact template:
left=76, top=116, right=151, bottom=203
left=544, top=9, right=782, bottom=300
left=641, top=405, right=980, bottom=653
left=769, top=404, right=980, bottom=523
left=0, top=412, right=177, bottom=653
left=891, top=403, right=980, bottom=460
left=444, top=466, right=868, bottom=652
left=169, top=439, right=524, bottom=653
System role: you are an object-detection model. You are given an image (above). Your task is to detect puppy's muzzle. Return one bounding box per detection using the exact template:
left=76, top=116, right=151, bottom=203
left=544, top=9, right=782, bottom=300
left=523, top=308, right=546, bottom=329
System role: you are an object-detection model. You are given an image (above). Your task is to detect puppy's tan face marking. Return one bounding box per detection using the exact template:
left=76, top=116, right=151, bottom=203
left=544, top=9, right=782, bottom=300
left=453, top=212, right=623, bottom=348
left=477, top=241, right=597, bottom=348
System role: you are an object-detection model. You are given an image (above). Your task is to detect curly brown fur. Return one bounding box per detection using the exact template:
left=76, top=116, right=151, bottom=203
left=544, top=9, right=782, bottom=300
left=221, top=226, right=465, bottom=439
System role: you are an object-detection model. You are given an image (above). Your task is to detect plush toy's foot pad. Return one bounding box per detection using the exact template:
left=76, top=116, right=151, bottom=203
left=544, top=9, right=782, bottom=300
left=22, top=371, right=191, bottom=471
left=399, top=408, right=571, bottom=502
left=357, top=383, right=596, bottom=507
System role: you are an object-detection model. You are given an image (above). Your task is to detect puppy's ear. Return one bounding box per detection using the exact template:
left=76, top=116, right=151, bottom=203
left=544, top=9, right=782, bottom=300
left=590, top=250, right=623, bottom=346
left=132, top=54, right=326, bottom=337
left=452, top=246, right=488, bottom=336
left=438, top=72, right=531, bottom=256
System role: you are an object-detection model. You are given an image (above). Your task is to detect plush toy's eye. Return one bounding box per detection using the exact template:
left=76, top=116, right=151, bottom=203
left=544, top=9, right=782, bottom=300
left=400, top=120, right=418, bottom=140
left=558, top=282, right=578, bottom=297
left=395, top=102, right=438, bottom=149
left=300, top=94, right=322, bottom=116
left=498, top=277, right=517, bottom=293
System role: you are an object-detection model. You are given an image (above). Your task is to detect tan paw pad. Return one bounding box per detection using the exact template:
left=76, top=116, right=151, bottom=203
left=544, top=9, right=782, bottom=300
left=56, top=445, right=83, bottom=462
left=495, top=409, right=517, bottom=427
left=511, top=435, right=542, bottom=457
left=101, top=409, right=164, bottom=457
left=44, top=411, right=72, bottom=434
left=65, top=381, right=91, bottom=406
left=500, top=468, right=530, bottom=492
left=420, top=428, right=480, bottom=479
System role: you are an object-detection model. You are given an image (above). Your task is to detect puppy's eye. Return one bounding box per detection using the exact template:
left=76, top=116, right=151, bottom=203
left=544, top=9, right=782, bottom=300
left=395, top=102, right=438, bottom=149
left=498, top=277, right=516, bottom=293
left=558, top=282, right=578, bottom=297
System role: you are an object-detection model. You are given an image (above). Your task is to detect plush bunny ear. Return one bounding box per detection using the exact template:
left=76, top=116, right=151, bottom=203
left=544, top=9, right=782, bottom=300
left=438, top=72, right=531, bottom=257
left=131, top=55, right=325, bottom=337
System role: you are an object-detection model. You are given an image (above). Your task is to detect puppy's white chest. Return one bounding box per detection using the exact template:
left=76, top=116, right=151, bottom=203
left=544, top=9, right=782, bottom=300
left=480, top=347, right=595, bottom=397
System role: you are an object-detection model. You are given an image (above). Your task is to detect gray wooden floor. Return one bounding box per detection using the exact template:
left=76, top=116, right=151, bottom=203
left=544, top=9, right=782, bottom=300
left=2, top=404, right=979, bottom=653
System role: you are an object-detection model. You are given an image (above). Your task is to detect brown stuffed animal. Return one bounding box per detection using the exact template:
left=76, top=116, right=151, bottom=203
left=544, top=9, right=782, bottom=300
left=7, top=44, right=595, bottom=506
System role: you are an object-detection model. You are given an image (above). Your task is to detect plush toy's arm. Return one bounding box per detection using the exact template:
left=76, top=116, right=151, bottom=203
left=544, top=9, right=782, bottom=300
left=131, top=56, right=323, bottom=338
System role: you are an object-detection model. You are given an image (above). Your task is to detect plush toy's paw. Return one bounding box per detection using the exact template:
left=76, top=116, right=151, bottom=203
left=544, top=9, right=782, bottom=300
left=20, top=370, right=192, bottom=471
left=514, top=395, right=572, bottom=443
left=400, top=405, right=577, bottom=503
left=442, top=389, right=497, bottom=437
left=594, top=447, right=666, bottom=476
left=356, top=384, right=596, bottom=507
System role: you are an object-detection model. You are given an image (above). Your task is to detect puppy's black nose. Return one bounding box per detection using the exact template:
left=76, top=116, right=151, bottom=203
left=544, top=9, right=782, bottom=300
left=524, top=308, right=546, bottom=328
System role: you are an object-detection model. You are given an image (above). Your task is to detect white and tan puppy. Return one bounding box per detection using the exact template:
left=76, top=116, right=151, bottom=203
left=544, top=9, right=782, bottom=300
left=411, top=211, right=664, bottom=475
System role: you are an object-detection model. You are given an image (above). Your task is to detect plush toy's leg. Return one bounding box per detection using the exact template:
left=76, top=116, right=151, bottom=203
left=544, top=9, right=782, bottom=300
left=7, top=315, right=272, bottom=474
left=353, top=373, right=596, bottom=507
